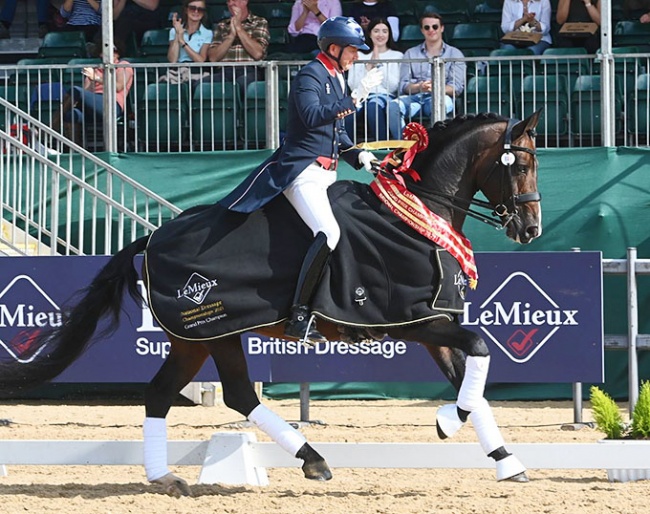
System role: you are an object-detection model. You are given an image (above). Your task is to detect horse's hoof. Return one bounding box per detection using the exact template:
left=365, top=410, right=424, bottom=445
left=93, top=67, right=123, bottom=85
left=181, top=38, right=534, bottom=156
left=496, top=454, right=528, bottom=482
left=302, top=458, right=333, bottom=481
left=504, top=471, right=529, bottom=483
left=152, top=473, right=193, bottom=497
left=436, top=404, right=464, bottom=439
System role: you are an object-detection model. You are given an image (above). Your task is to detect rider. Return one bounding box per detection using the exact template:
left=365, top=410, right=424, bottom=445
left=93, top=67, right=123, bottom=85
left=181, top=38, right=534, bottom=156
left=220, top=16, right=383, bottom=343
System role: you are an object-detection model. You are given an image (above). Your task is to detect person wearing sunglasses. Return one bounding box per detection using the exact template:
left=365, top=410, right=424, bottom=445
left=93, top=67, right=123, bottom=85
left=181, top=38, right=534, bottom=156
left=387, top=12, right=465, bottom=139
left=168, top=0, right=212, bottom=64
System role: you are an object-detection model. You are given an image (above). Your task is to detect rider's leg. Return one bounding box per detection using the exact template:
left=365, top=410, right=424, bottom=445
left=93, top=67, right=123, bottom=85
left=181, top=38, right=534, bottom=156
left=282, top=164, right=338, bottom=343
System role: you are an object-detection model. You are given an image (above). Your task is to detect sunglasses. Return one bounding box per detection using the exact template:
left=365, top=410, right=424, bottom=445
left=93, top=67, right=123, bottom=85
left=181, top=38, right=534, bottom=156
left=422, top=24, right=440, bottom=31
left=187, top=5, right=206, bottom=12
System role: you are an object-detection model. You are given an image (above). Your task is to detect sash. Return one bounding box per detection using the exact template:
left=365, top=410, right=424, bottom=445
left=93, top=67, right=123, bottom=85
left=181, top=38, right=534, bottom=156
left=368, top=122, right=478, bottom=288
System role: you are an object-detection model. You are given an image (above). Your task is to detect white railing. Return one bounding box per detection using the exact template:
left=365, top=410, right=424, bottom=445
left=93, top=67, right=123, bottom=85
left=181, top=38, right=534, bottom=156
left=2, top=53, right=650, bottom=153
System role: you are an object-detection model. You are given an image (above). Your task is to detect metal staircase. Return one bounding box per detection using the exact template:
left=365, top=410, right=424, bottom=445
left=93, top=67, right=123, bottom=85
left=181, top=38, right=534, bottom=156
left=0, top=97, right=181, bottom=256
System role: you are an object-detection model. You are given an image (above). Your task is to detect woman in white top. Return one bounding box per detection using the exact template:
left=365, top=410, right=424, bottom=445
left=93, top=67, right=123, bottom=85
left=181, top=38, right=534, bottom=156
left=501, top=0, right=552, bottom=55
left=346, top=18, right=403, bottom=140
left=167, top=0, right=212, bottom=63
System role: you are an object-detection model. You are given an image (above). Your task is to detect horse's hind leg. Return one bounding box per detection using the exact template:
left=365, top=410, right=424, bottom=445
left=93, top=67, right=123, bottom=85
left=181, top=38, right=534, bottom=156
left=392, top=321, right=528, bottom=482
left=143, top=337, right=210, bottom=497
left=207, top=335, right=332, bottom=481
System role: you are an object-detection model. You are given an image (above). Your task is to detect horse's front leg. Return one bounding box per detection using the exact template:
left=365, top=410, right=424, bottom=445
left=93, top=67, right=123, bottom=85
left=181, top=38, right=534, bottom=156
left=208, top=336, right=332, bottom=481
left=389, top=321, right=528, bottom=482
left=144, top=338, right=211, bottom=497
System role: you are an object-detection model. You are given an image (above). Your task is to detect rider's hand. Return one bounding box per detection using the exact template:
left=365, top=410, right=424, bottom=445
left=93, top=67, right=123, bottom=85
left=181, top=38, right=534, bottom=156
left=358, top=151, right=380, bottom=174
left=351, top=66, right=384, bottom=105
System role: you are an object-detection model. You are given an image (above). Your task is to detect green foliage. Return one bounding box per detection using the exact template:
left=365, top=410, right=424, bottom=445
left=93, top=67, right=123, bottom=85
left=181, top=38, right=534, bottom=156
left=591, top=382, right=650, bottom=439
left=590, top=386, right=625, bottom=439
left=630, top=381, right=650, bottom=439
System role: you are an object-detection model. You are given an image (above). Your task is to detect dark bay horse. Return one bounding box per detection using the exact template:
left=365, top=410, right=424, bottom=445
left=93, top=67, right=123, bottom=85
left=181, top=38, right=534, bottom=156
left=0, top=111, right=542, bottom=496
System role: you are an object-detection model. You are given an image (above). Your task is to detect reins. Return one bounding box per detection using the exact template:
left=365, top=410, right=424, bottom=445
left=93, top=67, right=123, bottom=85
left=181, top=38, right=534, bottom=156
left=409, top=118, right=541, bottom=230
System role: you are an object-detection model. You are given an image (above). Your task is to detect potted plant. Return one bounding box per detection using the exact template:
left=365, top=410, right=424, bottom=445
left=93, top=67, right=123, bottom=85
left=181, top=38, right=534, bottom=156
left=590, top=381, right=650, bottom=482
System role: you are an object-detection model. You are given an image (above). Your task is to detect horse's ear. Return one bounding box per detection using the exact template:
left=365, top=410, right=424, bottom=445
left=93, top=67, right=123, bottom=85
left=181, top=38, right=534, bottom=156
left=513, top=108, right=543, bottom=140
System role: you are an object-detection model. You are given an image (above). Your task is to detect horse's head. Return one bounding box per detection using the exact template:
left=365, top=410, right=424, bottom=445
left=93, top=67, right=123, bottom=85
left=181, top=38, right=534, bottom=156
left=478, top=110, right=543, bottom=244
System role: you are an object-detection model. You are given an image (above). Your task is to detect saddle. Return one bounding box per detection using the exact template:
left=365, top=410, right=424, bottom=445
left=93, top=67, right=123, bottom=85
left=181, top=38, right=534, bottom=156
left=144, top=181, right=466, bottom=342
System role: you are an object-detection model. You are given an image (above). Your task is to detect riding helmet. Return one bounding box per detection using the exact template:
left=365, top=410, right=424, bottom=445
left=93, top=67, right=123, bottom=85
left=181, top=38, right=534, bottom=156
left=317, top=16, right=369, bottom=52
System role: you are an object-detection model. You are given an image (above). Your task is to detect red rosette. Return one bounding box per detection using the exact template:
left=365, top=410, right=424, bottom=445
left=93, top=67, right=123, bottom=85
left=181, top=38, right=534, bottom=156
left=402, top=122, right=429, bottom=152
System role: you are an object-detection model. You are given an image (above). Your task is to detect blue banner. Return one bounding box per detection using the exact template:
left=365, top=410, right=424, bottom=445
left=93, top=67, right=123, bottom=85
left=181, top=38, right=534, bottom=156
left=0, top=252, right=603, bottom=383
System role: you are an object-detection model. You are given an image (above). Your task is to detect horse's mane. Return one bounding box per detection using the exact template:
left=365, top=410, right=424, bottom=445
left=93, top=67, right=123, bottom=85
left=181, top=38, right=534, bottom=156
left=411, top=113, right=510, bottom=173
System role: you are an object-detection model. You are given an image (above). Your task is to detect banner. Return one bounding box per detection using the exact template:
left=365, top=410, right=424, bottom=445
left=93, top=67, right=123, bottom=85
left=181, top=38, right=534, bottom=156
left=0, top=252, right=603, bottom=383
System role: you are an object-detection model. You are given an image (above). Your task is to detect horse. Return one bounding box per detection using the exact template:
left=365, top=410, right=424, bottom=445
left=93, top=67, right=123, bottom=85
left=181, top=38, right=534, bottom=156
left=0, top=111, right=542, bottom=496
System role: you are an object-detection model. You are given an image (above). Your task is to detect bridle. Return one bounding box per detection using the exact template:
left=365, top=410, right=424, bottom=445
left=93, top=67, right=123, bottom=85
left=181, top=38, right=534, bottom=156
left=409, top=118, right=541, bottom=229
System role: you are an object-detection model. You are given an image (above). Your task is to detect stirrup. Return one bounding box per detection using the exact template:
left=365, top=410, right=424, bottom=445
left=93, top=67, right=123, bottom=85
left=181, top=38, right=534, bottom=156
left=285, top=308, right=327, bottom=344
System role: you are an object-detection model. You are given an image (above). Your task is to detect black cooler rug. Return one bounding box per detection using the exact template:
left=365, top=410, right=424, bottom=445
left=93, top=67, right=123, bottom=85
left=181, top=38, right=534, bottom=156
left=144, top=180, right=466, bottom=341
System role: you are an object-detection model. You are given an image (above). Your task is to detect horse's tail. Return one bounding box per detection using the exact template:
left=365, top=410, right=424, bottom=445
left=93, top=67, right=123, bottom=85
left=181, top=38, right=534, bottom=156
left=0, top=236, right=149, bottom=393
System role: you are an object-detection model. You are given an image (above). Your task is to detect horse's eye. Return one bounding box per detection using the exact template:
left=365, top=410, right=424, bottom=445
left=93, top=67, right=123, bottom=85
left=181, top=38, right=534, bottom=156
left=517, top=164, right=528, bottom=174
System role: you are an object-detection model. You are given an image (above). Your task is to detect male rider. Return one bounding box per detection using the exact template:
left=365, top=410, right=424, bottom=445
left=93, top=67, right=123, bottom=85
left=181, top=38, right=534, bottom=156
left=220, top=16, right=383, bottom=343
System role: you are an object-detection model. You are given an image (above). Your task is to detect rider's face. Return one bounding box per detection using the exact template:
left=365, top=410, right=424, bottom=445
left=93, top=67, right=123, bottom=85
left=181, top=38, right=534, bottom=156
left=337, top=45, right=359, bottom=72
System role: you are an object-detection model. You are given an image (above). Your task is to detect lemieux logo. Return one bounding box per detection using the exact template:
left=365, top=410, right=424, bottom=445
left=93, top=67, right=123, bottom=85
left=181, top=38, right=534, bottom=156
left=176, top=272, right=218, bottom=305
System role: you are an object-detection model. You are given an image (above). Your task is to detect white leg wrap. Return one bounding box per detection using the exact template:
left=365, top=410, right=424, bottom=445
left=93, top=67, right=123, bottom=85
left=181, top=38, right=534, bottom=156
left=143, top=417, right=171, bottom=482
left=248, top=404, right=307, bottom=456
left=469, top=399, right=505, bottom=455
left=457, top=355, right=490, bottom=412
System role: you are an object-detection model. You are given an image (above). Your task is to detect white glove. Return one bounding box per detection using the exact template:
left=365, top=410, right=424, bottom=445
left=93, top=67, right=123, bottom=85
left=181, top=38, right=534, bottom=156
left=351, top=66, right=384, bottom=105
left=358, top=151, right=380, bottom=174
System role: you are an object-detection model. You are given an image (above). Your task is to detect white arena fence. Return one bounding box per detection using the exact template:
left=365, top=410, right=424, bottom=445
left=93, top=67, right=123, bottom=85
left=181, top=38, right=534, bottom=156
left=1, top=433, right=650, bottom=485
left=1, top=51, right=650, bottom=153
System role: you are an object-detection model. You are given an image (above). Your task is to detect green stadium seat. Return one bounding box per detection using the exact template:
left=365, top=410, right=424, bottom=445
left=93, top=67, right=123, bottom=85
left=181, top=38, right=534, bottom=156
left=140, top=29, right=172, bottom=57
left=414, top=1, right=469, bottom=23
left=627, top=73, right=650, bottom=138
left=462, top=75, right=515, bottom=117
left=38, top=31, right=87, bottom=59
left=486, top=48, right=534, bottom=93
left=538, top=47, right=591, bottom=90
left=571, top=74, right=623, bottom=139
left=614, top=21, right=650, bottom=50
left=137, top=82, right=190, bottom=149
left=398, top=24, right=424, bottom=52
left=243, top=80, right=288, bottom=148
left=191, top=81, right=240, bottom=149
left=521, top=74, right=569, bottom=137
left=11, top=58, right=68, bottom=88
left=471, top=0, right=503, bottom=23
left=450, top=22, right=501, bottom=53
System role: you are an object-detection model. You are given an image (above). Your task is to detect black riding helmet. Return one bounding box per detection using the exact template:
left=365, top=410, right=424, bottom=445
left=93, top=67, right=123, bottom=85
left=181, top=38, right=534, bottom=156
left=317, top=17, right=369, bottom=70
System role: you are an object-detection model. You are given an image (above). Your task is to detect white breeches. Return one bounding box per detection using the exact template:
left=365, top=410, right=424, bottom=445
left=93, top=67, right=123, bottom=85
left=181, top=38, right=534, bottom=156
left=282, top=163, right=340, bottom=250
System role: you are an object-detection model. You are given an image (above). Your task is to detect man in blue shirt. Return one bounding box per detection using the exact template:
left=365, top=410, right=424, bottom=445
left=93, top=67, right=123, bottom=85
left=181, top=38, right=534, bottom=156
left=387, top=12, right=466, bottom=139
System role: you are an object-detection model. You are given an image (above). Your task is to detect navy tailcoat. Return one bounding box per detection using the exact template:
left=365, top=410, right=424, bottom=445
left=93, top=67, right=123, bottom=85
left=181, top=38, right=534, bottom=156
left=220, top=53, right=363, bottom=213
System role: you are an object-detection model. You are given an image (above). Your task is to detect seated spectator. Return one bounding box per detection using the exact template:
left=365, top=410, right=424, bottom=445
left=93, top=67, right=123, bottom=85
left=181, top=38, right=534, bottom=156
left=52, top=42, right=134, bottom=144
left=348, top=0, right=400, bottom=40
left=58, top=0, right=102, bottom=43
left=167, top=0, right=212, bottom=64
left=346, top=18, right=403, bottom=140
left=555, top=0, right=601, bottom=54
left=286, top=0, right=342, bottom=55
left=624, top=0, right=650, bottom=21
left=501, top=0, right=552, bottom=55
left=208, top=0, right=269, bottom=94
left=114, top=0, right=161, bottom=51
left=0, top=0, right=49, bottom=39
left=387, top=12, right=465, bottom=139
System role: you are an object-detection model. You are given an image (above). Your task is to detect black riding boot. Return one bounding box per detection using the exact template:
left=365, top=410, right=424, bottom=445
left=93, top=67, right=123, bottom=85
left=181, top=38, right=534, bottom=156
left=284, top=232, right=331, bottom=343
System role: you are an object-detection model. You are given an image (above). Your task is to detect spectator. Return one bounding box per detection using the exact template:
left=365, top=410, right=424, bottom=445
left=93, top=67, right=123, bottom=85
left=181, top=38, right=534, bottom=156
left=555, top=0, right=601, bottom=54
left=167, top=0, right=212, bottom=64
left=387, top=12, right=465, bottom=139
left=208, top=0, right=270, bottom=94
left=0, top=0, right=50, bottom=39
left=52, top=42, right=134, bottom=144
left=347, top=0, right=399, bottom=40
left=624, top=0, right=650, bottom=21
left=501, top=0, right=552, bottom=55
left=113, top=0, right=161, bottom=51
left=58, top=0, right=102, bottom=43
left=287, top=0, right=342, bottom=55
left=346, top=17, right=403, bottom=140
